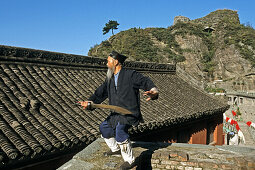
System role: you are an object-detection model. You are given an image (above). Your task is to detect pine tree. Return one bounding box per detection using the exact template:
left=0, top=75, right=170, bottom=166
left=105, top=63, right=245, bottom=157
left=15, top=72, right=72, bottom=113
left=103, top=20, right=119, bottom=35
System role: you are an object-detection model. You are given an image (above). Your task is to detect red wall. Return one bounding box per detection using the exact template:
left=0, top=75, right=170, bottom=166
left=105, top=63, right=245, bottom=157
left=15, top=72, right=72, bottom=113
left=189, top=121, right=207, bottom=144
left=132, top=113, right=224, bottom=145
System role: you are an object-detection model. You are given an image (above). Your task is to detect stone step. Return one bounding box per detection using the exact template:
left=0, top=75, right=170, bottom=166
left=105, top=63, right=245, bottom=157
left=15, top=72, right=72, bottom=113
left=238, top=122, right=255, bottom=145
left=224, top=107, right=255, bottom=146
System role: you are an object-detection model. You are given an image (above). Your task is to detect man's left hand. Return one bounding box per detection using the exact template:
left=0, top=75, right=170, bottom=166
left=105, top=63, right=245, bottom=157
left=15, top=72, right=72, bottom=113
left=143, top=88, right=159, bottom=101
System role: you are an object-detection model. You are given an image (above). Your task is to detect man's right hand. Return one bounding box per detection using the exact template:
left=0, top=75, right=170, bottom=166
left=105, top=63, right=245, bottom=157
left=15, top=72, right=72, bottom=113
left=77, top=101, right=92, bottom=110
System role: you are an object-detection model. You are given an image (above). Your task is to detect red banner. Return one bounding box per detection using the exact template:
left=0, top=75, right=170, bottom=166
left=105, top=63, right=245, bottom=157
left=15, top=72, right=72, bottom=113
left=246, top=121, right=252, bottom=127
left=232, top=110, right=237, bottom=116
left=236, top=124, right=240, bottom=131
left=230, top=119, right=235, bottom=125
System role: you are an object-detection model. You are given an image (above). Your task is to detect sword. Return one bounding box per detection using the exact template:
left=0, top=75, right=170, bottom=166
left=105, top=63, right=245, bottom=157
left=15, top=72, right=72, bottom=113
left=78, top=102, right=132, bottom=115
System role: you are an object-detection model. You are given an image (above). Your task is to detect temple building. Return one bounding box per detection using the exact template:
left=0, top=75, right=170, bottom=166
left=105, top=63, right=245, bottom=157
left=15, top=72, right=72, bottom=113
left=0, top=45, right=228, bottom=169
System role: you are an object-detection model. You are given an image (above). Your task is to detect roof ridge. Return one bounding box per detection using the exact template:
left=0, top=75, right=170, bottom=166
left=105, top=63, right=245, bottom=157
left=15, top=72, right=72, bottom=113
left=0, top=45, right=175, bottom=73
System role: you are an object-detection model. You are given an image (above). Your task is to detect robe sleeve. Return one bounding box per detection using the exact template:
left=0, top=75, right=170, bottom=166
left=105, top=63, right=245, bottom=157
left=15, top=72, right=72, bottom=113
left=88, top=80, right=108, bottom=104
left=131, top=71, right=156, bottom=91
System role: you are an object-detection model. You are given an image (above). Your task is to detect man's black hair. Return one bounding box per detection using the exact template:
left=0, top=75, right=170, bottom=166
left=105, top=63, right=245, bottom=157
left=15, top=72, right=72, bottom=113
left=109, top=51, right=127, bottom=64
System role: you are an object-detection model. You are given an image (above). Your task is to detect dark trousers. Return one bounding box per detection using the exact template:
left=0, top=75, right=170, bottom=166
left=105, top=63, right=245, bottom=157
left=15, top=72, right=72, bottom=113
left=99, top=120, right=130, bottom=143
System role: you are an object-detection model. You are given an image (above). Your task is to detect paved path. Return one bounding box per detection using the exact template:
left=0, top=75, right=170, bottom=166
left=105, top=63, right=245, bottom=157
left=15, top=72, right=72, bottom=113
left=238, top=122, right=255, bottom=146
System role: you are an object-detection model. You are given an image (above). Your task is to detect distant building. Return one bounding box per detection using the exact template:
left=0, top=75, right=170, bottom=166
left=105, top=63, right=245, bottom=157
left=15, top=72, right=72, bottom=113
left=173, top=16, right=190, bottom=25
left=0, top=45, right=228, bottom=169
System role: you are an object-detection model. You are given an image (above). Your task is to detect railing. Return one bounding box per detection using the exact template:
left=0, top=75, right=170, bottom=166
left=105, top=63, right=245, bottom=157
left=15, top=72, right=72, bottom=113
left=226, top=91, right=255, bottom=98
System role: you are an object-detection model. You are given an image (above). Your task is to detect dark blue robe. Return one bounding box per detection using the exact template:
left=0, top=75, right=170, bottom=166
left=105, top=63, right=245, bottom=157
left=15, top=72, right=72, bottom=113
left=88, top=68, right=156, bottom=127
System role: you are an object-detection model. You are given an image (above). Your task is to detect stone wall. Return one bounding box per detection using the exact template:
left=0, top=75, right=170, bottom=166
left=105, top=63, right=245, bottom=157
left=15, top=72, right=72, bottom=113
left=248, top=126, right=255, bottom=141
left=210, top=76, right=255, bottom=93
left=150, top=146, right=255, bottom=170
left=58, top=138, right=255, bottom=170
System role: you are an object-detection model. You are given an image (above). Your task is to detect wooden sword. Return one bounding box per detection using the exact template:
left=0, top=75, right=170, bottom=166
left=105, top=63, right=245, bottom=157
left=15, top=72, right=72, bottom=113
left=78, top=102, right=132, bottom=115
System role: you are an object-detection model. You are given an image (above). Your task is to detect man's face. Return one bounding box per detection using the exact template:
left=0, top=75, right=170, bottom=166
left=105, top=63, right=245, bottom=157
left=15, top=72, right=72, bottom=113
left=106, top=56, right=116, bottom=80
left=107, top=56, right=115, bottom=69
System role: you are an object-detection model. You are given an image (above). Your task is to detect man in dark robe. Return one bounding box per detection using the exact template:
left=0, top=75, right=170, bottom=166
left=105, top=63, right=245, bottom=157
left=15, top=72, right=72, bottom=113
left=79, top=51, right=158, bottom=169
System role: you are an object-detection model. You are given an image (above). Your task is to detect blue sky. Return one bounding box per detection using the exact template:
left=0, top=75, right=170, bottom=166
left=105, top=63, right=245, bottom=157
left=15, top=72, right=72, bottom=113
left=1, top=0, right=255, bottom=56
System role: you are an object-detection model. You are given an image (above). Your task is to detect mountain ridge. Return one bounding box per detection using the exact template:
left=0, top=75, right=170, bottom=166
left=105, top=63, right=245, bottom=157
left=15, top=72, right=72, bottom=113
left=88, top=9, right=255, bottom=92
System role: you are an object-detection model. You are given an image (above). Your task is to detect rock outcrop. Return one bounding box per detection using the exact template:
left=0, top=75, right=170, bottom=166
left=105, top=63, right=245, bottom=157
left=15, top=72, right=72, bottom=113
left=88, top=9, right=255, bottom=92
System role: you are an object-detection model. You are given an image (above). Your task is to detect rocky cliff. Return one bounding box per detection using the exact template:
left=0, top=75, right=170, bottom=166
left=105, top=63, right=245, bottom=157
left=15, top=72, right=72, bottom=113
left=88, top=9, right=255, bottom=92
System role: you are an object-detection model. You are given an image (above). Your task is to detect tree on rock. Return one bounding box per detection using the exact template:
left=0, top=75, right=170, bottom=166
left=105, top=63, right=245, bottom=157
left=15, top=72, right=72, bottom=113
left=103, top=20, right=119, bottom=35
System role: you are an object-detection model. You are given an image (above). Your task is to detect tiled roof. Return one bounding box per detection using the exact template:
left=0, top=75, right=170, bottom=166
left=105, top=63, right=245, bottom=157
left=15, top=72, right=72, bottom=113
left=0, top=45, right=228, bottom=167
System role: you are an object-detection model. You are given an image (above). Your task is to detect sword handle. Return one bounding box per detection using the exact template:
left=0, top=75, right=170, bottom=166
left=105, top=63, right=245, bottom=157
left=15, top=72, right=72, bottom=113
left=87, top=101, right=92, bottom=110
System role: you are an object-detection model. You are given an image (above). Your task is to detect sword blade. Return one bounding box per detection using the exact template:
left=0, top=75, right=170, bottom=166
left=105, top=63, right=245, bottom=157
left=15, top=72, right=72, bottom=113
left=91, top=104, right=132, bottom=115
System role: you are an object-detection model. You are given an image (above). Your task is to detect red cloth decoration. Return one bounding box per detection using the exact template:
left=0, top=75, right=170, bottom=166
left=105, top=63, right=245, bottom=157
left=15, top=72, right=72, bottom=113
left=234, top=120, right=237, bottom=125
left=230, top=119, right=235, bottom=125
left=232, top=110, right=237, bottom=116
left=226, top=117, right=230, bottom=122
left=246, top=121, right=252, bottom=127
left=236, top=124, right=240, bottom=131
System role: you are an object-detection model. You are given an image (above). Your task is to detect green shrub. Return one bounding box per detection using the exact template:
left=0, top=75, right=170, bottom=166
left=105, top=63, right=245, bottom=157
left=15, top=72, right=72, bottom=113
left=205, top=87, right=225, bottom=93
left=223, top=21, right=255, bottom=67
